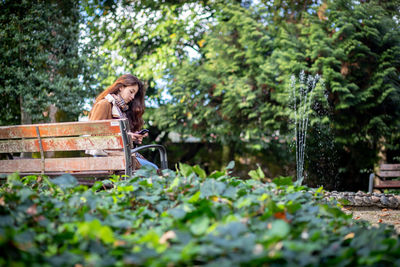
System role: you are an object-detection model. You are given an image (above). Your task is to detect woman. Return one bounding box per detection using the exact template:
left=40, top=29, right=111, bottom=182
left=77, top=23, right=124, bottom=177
left=87, top=74, right=157, bottom=169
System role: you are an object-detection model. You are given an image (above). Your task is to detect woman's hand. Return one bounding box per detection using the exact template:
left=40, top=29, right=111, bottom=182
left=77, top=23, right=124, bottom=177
left=128, top=131, right=148, bottom=144
left=128, top=132, right=144, bottom=144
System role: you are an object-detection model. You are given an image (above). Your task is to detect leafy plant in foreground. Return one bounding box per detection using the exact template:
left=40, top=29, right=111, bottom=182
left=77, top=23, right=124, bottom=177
left=0, top=165, right=399, bottom=266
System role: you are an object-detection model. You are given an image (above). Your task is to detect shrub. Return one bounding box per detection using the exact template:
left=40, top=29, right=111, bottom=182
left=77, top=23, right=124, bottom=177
left=1, top=165, right=399, bottom=266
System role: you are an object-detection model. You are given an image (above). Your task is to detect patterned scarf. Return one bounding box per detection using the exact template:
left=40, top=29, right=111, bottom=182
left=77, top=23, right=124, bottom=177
left=105, top=94, right=128, bottom=119
left=114, top=95, right=129, bottom=112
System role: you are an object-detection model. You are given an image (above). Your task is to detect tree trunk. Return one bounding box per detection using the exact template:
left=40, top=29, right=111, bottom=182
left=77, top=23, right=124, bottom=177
left=221, top=144, right=232, bottom=169
left=49, top=104, right=58, bottom=123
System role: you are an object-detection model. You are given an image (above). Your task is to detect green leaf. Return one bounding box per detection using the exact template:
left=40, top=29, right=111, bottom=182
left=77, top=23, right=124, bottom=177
left=190, top=216, right=210, bottom=236
left=7, top=172, right=21, bottom=184
left=248, top=165, right=265, bottom=180
left=51, top=174, right=78, bottom=189
left=168, top=177, right=180, bottom=192
left=0, top=215, right=14, bottom=227
left=98, top=225, right=115, bottom=244
left=76, top=219, right=115, bottom=244
left=18, top=188, right=34, bottom=202
left=168, top=207, right=186, bottom=219
left=179, top=163, right=194, bottom=177
left=193, top=165, right=206, bottom=179
left=117, top=185, right=135, bottom=192
left=209, top=171, right=225, bottom=179
left=272, top=176, right=293, bottom=186
left=268, top=220, right=290, bottom=239
left=188, top=191, right=201, bottom=203
left=91, top=181, right=103, bottom=192
left=286, top=201, right=302, bottom=213
left=315, top=186, right=324, bottom=195
left=225, top=161, right=235, bottom=170
left=200, top=180, right=226, bottom=198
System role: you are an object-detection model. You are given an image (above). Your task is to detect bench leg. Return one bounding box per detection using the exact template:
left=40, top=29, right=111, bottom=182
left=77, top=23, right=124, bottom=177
left=368, top=173, right=374, bottom=193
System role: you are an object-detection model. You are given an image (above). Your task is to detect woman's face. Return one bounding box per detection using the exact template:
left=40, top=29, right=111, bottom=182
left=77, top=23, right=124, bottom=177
left=119, top=84, right=139, bottom=104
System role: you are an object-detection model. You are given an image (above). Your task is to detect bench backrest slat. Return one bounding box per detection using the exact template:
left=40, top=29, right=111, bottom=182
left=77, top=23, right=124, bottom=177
left=378, top=164, right=400, bottom=178
left=0, top=157, right=126, bottom=172
left=378, top=171, right=400, bottom=178
left=0, top=136, right=124, bottom=153
left=0, top=120, right=122, bottom=139
left=380, top=164, right=400, bottom=171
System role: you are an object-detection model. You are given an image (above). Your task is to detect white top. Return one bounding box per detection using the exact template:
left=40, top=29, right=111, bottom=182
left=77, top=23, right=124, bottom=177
left=85, top=94, right=123, bottom=156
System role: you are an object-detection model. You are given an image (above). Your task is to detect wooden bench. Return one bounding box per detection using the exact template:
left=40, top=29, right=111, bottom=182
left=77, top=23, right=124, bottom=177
left=0, top=119, right=167, bottom=185
left=368, top=164, right=400, bottom=193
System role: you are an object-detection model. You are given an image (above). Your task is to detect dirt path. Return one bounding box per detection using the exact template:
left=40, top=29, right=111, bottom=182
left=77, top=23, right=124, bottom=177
left=342, top=206, right=400, bottom=234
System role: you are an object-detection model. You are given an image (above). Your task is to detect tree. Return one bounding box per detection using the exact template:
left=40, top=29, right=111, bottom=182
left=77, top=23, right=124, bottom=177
left=0, top=0, right=100, bottom=125
left=270, top=0, right=400, bottom=189
left=153, top=1, right=286, bottom=166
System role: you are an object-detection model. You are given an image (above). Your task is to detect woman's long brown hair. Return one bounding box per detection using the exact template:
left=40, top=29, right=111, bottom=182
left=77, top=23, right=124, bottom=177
left=95, top=74, right=145, bottom=132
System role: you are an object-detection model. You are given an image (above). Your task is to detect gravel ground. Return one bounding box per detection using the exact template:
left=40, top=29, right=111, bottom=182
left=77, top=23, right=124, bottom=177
left=342, top=206, right=400, bottom=234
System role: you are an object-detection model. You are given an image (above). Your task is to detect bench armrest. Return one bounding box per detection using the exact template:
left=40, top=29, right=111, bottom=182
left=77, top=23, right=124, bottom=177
left=131, top=144, right=168, bottom=170
left=368, top=173, right=374, bottom=193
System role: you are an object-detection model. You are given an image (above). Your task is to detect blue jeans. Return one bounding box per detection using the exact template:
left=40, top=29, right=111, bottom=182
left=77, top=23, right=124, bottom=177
left=94, top=153, right=158, bottom=170
left=136, top=157, right=158, bottom=170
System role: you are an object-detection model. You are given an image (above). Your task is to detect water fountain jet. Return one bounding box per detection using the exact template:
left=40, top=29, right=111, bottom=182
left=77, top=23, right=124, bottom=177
left=290, top=71, right=322, bottom=185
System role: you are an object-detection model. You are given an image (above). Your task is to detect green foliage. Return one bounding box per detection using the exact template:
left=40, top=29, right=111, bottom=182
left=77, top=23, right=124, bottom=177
left=0, top=0, right=100, bottom=124
left=155, top=2, right=283, bottom=147
left=149, top=0, right=399, bottom=190
left=1, top=167, right=400, bottom=266
left=92, top=0, right=211, bottom=98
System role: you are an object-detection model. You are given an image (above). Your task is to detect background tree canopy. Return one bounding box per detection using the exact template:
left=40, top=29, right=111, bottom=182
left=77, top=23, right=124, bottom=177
left=1, top=0, right=399, bottom=191
left=0, top=0, right=101, bottom=124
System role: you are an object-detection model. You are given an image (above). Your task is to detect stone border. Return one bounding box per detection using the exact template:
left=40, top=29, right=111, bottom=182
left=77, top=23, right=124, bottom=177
left=323, top=191, right=400, bottom=209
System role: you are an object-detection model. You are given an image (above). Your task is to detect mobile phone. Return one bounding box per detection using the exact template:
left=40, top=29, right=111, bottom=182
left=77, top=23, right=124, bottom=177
left=138, top=129, right=149, bottom=135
